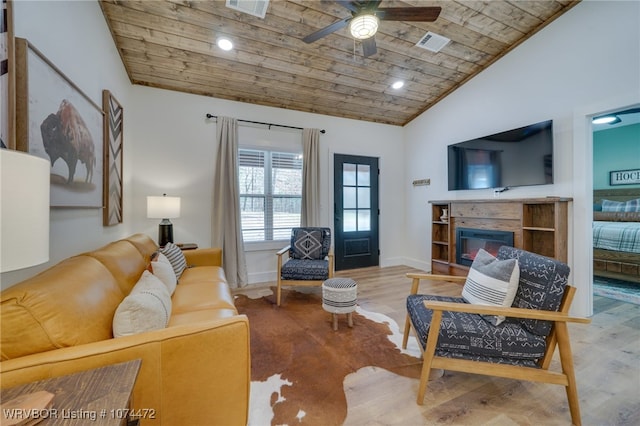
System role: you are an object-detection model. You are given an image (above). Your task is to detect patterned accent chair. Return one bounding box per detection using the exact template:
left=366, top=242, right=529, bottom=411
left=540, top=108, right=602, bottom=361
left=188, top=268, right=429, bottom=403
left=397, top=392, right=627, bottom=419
left=276, top=227, right=334, bottom=306
left=402, top=246, right=591, bottom=425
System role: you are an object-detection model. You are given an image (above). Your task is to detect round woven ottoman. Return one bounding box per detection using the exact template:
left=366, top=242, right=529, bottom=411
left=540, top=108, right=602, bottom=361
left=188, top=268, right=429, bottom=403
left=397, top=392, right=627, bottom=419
left=322, top=277, right=358, bottom=331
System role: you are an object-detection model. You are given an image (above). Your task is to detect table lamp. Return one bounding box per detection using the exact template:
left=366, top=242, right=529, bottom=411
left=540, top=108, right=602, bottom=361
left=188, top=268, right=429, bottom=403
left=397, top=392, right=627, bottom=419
left=147, top=194, right=181, bottom=247
left=1, top=149, right=50, bottom=272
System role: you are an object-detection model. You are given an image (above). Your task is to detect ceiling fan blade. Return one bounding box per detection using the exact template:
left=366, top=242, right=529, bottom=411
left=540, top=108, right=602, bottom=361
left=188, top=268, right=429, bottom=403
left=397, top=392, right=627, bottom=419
left=376, top=6, right=442, bottom=22
left=362, top=36, right=377, bottom=58
left=302, top=16, right=351, bottom=43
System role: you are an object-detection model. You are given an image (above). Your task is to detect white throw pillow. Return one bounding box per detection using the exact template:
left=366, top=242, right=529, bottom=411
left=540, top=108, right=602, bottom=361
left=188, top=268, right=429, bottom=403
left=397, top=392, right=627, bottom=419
left=461, top=248, right=520, bottom=326
left=151, top=259, right=177, bottom=295
left=113, top=270, right=172, bottom=337
left=156, top=252, right=172, bottom=266
left=160, top=242, right=188, bottom=279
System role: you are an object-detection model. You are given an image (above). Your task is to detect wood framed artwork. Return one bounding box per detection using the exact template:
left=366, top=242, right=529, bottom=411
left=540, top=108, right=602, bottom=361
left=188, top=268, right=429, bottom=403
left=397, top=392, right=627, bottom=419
left=102, top=90, right=123, bottom=225
left=610, top=169, right=640, bottom=186
left=1, top=0, right=15, bottom=149
left=15, top=37, right=104, bottom=208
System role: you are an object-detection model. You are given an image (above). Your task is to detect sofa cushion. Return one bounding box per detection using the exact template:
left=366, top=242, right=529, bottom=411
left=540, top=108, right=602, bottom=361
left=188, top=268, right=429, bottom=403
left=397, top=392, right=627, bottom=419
left=168, top=308, right=238, bottom=326
left=113, top=271, right=172, bottom=337
left=462, top=248, right=520, bottom=326
left=281, top=259, right=330, bottom=280
left=87, top=240, right=148, bottom=295
left=151, top=256, right=177, bottom=295
left=172, top=282, right=236, bottom=314
left=179, top=266, right=227, bottom=285
left=161, top=242, right=188, bottom=279
left=125, top=233, right=159, bottom=260
left=0, top=256, right=124, bottom=360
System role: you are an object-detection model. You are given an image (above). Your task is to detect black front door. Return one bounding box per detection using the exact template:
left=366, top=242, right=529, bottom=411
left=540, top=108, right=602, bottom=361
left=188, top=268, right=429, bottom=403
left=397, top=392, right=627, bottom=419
left=333, top=154, right=379, bottom=271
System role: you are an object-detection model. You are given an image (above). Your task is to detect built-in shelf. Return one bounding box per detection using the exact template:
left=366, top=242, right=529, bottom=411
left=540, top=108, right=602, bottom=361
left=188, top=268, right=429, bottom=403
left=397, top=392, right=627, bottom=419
left=429, top=197, right=571, bottom=276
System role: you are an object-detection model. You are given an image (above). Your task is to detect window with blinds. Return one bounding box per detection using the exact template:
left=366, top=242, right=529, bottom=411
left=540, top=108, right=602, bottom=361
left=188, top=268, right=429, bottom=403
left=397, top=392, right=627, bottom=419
left=238, top=149, right=302, bottom=242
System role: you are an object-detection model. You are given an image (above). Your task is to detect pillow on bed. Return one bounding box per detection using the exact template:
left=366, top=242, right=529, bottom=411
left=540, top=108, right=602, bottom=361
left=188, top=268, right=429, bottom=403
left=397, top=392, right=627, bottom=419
left=602, top=199, right=640, bottom=212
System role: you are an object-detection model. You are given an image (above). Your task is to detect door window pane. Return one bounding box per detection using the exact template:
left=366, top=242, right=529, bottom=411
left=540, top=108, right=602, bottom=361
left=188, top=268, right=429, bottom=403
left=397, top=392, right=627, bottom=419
left=343, top=210, right=357, bottom=232
left=357, top=164, right=370, bottom=186
left=343, top=163, right=357, bottom=186
left=357, top=187, right=370, bottom=208
left=343, top=187, right=356, bottom=209
left=358, top=210, right=371, bottom=231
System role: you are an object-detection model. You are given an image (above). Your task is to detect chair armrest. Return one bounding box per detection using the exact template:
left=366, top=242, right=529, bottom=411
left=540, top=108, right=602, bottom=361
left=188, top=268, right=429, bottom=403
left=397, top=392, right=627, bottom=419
left=423, top=300, right=591, bottom=324
left=276, top=245, right=291, bottom=257
left=406, top=272, right=468, bottom=282
left=406, top=273, right=467, bottom=294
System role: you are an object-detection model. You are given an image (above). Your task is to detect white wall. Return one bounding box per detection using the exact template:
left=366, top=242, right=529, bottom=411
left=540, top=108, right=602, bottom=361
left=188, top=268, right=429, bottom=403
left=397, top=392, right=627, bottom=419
left=2, top=0, right=133, bottom=288
left=128, top=85, right=406, bottom=285
left=403, top=0, right=640, bottom=316
left=4, top=0, right=639, bottom=310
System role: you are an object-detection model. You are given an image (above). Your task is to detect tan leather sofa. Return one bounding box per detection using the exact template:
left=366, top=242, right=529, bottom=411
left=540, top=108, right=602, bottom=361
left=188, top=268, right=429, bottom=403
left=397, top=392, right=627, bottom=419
left=0, top=234, right=250, bottom=425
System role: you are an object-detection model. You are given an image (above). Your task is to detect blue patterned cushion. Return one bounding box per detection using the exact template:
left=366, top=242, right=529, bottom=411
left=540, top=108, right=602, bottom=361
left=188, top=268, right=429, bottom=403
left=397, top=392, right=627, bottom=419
left=290, top=227, right=331, bottom=260
left=281, top=259, right=329, bottom=280
left=406, top=294, right=546, bottom=362
left=497, top=246, right=570, bottom=336
left=602, top=198, right=640, bottom=212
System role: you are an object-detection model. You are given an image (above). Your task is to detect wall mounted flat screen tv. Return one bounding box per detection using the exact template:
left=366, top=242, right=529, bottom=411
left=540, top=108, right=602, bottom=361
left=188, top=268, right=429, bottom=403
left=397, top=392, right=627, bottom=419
left=447, top=120, right=553, bottom=191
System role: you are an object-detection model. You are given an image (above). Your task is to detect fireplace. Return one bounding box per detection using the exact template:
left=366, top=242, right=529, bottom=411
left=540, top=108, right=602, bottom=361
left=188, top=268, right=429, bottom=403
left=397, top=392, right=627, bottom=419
left=456, top=228, right=514, bottom=266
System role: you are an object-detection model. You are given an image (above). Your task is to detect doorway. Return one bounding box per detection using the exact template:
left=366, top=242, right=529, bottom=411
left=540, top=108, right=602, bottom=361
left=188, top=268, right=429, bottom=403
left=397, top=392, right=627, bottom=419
left=591, top=104, right=640, bottom=303
left=333, top=154, right=379, bottom=271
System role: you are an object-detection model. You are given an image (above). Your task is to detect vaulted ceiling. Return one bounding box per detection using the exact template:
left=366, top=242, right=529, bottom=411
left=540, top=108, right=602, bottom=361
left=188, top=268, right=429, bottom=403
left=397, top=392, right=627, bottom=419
left=100, top=1, right=580, bottom=126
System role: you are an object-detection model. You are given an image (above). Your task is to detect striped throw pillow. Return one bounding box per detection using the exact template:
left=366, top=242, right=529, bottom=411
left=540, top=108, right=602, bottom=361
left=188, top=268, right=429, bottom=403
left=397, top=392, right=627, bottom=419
left=160, top=242, right=188, bottom=279
left=462, top=248, right=520, bottom=326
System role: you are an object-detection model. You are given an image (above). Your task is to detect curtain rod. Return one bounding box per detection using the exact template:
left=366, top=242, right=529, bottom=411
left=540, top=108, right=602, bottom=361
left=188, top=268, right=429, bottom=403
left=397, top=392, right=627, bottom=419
left=205, top=114, right=326, bottom=134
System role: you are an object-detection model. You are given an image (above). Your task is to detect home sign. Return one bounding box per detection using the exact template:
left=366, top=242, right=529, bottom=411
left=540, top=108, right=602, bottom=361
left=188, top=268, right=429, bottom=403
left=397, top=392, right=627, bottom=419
left=610, top=169, right=640, bottom=186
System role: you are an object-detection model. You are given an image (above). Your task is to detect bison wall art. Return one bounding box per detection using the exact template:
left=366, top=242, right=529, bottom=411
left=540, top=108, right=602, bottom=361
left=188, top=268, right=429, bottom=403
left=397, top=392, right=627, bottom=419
left=40, top=99, right=96, bottom=184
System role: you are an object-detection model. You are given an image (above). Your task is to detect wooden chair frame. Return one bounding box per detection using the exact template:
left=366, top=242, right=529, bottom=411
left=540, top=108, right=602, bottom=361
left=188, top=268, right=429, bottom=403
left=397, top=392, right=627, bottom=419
left=402, top=273, right=591, bottom=426
left=276, top=245, right=334, bottom=306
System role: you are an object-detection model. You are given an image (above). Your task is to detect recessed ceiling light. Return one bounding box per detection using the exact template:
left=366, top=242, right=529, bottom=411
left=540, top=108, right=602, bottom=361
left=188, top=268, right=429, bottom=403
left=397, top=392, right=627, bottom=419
left=391, top=81, right=404, bottom=90
left=217, top=37, right=233, bottom=51
left=592, top=115, right=620, bottom=125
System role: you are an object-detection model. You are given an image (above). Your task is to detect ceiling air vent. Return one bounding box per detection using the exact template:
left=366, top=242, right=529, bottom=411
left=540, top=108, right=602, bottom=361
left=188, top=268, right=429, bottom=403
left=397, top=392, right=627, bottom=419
left=416, top=31, right=450, bottom=53
left=225, top=0, right=269, bottom=19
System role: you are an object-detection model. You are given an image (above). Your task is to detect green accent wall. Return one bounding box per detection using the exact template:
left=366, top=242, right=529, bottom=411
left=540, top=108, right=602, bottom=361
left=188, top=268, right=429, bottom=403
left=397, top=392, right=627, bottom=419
left=593, top=123, right=640, bottom=189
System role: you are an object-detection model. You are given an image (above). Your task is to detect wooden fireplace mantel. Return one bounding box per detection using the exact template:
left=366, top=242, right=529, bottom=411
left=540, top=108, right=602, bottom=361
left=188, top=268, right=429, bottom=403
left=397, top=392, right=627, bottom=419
left=429, top=197, right=572, bottom=276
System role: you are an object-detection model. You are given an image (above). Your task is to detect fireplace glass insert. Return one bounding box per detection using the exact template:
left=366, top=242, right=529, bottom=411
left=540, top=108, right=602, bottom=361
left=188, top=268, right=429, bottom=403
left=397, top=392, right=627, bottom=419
left=456, top=228, right=514, bottom=266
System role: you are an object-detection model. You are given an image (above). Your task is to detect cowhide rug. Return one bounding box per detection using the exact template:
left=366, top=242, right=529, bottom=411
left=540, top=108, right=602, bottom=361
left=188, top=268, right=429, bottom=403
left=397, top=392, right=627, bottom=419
left=234, top=288, right=425, bottom=426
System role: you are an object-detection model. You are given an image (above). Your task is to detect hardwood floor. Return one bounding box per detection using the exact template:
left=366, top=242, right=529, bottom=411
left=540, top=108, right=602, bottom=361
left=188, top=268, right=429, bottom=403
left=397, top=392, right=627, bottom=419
left=235, top=265, right=640, bottom=425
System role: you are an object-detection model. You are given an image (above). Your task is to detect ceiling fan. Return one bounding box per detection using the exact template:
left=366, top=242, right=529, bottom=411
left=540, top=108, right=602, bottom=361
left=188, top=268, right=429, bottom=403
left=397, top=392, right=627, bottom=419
left=302, top=1, right=442, bottom=58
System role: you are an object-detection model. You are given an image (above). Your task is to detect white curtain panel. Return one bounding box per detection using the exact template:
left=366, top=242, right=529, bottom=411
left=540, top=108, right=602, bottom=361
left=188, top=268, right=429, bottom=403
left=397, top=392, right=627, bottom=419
left=301, top=128, right=321, bottom=227
left=212, top=116, right=248, bottom=287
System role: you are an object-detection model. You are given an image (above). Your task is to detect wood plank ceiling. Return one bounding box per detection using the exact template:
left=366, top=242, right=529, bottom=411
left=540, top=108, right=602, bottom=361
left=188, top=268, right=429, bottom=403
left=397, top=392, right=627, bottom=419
left=100, top=0, right=580, bottom=126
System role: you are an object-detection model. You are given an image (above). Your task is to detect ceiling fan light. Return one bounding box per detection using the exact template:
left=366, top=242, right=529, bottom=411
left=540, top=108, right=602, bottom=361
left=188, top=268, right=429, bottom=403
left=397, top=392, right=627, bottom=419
left=349, top=14, right=379, bottom=40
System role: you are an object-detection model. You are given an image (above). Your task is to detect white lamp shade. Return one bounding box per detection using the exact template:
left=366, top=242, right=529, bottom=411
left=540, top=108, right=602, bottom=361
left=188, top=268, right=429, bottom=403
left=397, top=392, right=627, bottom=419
left=147, top=196, right=181, bottom=219
left=1, top=149, right=50, bottom=272
left=349, top=14, right=379, bottom=40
